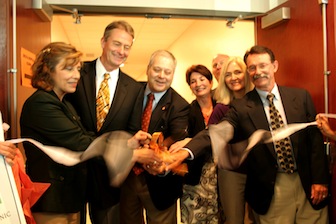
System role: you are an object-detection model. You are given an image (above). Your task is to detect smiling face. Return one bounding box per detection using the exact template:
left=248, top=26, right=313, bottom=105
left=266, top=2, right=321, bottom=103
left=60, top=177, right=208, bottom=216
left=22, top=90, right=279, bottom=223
left=100, top=28, right=133, bottom=71
left=246, top=53, right=278, bottom=92
left=146, top=53, right=175, bottom=93
left=224, top=61, right=245, bottom=94
left=52, top=60, right=81, bottom=100
left=189, top=72, right=212, bottom=98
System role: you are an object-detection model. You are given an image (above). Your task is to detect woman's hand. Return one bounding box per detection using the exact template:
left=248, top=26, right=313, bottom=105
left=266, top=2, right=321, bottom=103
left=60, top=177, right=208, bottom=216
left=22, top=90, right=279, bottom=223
left=0, top=141, right=17, bottom=166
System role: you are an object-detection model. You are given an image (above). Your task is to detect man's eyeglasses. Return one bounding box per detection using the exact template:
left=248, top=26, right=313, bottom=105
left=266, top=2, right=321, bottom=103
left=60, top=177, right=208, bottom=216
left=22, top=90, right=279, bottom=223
left=224, top=70, right=243, bottom=78
left=212, top=61, right=224, bottom=69
left=247, top=63, right=271, bottom=73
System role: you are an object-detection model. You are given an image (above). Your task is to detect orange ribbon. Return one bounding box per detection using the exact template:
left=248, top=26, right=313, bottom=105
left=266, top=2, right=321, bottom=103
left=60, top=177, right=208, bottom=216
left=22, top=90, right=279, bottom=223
left=150, top=132, right=188, bottom=176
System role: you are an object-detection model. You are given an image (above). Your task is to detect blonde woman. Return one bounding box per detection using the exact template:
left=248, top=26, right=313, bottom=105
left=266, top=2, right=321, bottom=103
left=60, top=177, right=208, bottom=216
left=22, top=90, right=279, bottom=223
left=209, top=56, right=256, bottom=224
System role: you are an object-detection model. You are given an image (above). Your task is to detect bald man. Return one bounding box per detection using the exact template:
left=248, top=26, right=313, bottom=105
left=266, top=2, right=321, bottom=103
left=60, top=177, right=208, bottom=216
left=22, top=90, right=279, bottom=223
left=212, top=54, right=229, bottom=81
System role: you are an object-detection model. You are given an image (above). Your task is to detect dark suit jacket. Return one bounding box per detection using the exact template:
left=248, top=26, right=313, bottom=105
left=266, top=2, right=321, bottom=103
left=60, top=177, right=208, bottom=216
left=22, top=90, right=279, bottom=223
left=67, top=59, right=143, bottom=209
left=186, top=86, right=330, bottom=214
left=20, top=90, right=95, bottom=213
left=132, top=85, right=190, bottom=210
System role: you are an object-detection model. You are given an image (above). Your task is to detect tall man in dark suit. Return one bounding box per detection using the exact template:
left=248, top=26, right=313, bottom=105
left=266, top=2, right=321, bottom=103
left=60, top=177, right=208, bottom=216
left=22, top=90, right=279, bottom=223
left=168, top=45, right=330, bottom=223
left=120, top=50, right=190, bottom=224
left=67, top=21, right=143, bottom=224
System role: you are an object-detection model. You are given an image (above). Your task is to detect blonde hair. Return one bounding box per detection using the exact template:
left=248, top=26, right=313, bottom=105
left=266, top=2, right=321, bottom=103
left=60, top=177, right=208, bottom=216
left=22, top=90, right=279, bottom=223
left=214, top=56, right=254, bottom=105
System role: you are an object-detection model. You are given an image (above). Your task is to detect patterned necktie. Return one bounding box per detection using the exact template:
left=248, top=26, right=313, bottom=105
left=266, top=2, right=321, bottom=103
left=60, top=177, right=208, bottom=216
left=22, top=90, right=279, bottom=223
left=267, top=93, right=295, bottom=174
left=133, top=93, right=155, bottom=175
left=141, top=93, right=155, bottom=132
left=96, top=73, right=110, bottom=131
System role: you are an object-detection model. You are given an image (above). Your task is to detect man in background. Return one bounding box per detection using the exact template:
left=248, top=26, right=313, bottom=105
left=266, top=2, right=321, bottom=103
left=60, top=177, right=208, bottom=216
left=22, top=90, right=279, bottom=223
left=212, top=54, right=229, bottom=81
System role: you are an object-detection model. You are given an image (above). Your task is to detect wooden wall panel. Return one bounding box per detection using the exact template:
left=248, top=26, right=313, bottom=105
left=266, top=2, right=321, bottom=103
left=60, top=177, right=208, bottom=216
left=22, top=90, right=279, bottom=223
left=255, top=0, right=334, bottom=115
left=0, top=0, right=51, bottom=138
left=0, top=0, right=10, bottom=131
left=14, top=0, right=51, bottom=137
left=327, top=1, right=336, bottom=125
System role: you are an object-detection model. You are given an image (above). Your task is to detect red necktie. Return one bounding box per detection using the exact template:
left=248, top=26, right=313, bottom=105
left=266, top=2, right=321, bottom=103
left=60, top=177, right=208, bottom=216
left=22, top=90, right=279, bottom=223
left=141, top=93, right=154, bottom=132
left=133, top=93, right=154, bottom=175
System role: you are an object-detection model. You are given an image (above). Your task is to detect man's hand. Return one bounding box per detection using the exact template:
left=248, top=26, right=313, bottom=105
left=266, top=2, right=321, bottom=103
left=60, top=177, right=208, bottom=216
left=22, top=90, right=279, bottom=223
left=132, top=145, right=162, bottom=165
left=143, top=161, right=166, bottom=175
left=165, top=149, right=190, bottom=172
left=0, top=141, right=17, bottom=166
left=311, top=184, right=328, bottom=205
left=127, top=130, right=151, bottom=149
left=169, top=138, right=191, bottom=153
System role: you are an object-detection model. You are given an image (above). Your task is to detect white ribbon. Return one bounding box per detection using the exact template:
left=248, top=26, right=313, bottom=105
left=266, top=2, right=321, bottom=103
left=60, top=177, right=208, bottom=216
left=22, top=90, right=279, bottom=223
left=3, top=113, right=335, bottom=184
left=209, top=114, right=334, bottom=170
left=7, top=131, right=134, bottom=187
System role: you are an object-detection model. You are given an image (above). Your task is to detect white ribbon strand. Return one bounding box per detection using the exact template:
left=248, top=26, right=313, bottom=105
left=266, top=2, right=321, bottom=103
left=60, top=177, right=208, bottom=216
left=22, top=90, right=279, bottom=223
left=209, top=115, right=332, bottom=170
left=8, top=131, right=134, bottom=187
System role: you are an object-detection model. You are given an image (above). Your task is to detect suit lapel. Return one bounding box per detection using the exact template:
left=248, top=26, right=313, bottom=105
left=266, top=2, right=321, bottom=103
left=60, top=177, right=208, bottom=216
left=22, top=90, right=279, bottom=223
left=100, top=71, right=127, bottom=131
left=278, top=86, right=299, bottom=158
left=81, top=61, right=97, bottom=125
left=148, top=89, right=171, bottom=133
left=247, top=89, right=277, bottom=159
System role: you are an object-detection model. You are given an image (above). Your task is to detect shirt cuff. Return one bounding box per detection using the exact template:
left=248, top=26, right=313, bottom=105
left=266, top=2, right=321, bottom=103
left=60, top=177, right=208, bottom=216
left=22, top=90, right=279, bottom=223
left=181, top=148, right=194, bottom=160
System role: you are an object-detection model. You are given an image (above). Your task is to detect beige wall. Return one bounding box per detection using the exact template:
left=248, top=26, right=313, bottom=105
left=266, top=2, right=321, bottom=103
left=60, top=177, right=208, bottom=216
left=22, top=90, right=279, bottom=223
left=168, top=20, right=254, bottom=103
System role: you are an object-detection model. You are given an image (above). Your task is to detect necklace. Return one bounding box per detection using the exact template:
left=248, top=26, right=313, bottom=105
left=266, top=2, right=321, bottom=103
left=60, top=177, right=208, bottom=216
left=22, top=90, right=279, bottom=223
left=202, top=106, right=213, bottom=117
left=202, top=106, right=213, bottom=125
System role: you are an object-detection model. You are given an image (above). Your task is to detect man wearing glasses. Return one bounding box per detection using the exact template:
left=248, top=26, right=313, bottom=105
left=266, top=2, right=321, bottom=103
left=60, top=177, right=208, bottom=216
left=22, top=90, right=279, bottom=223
left=168, top=45, right=329, bottom=224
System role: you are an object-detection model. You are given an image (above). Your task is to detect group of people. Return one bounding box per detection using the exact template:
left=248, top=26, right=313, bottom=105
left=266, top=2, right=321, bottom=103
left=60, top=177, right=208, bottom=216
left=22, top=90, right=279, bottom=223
left=0, top=19, right=335, bottom=224
left=166, top=45, right=332, bottom=224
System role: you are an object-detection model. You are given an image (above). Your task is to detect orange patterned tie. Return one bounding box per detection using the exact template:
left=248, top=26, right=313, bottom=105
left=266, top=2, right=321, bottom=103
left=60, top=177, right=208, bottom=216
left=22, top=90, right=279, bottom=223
left=96, top=73, right=110, bottom=131
left=267, top=93, right=295, bottom=174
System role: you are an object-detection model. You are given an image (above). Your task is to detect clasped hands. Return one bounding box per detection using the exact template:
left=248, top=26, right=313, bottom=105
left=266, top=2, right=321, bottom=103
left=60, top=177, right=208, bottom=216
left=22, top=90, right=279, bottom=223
left=129, top=131, right=188, bottom=176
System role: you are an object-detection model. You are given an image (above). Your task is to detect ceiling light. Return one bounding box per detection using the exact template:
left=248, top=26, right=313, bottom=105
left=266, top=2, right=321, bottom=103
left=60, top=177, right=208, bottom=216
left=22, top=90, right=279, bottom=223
left=226, top=14, right=243, bottom=28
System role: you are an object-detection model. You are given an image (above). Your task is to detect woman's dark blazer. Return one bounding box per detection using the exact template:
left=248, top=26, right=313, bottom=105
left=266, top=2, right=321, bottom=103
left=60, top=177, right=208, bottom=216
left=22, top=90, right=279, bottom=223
left=184, top=98, right=216, bottom=185
left=20, top=90, right=95, bottom=213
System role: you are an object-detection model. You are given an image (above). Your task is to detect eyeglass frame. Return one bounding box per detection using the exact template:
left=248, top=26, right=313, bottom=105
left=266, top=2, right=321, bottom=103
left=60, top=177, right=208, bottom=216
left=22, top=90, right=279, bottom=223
left=212, top=60, right=225, bottom=69
left=246, top=63, right=272, bottom=73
